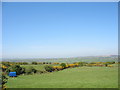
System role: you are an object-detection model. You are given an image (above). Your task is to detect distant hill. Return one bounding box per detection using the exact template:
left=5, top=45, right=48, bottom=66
left=2, top=55, right=118, bottom=63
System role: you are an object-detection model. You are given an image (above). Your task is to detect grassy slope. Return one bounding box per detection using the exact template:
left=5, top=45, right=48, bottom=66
left=21, top=65, right=46, bottom=71
left=6, top=66, right=118, bottom=88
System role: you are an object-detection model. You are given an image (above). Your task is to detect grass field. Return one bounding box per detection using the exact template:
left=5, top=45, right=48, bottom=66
left=6, top=66, right=118, bottom=88
left=21, top=65, right=46, bottom=71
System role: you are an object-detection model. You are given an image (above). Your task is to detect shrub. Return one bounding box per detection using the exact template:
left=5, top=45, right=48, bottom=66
left=78, top=62, right=87, bottom=66
left=6, top=65, right=25, bottom=75
left=22, top=62, right=29, bottom=65
left=1, top=73, right=8, bottom=85
left=87, top=64, right=93, bottom=67
left=2, top=62, right=10, bottom=67
left=32, top=62, right=37, bottom=65
left=46, top=62, right=49, bottom=64
left=103, top=62, right=114, bottom=66
left=68, top=64, right=75, bottom=67
left=60, top=63, right=66, bottom=69
left=90, top=62, right=96, bottom=64
left=43, top=62, right=46, bottom=64
left=1, top=73, right=8, bottom=90
left=105, top=62, right=115, bottom=64
left=2, top=65, right=7, bottom=72
left=73, top=64, right=79, bottom=67
left=56, top=66, right=63, bottom=71
left=53, top=62, right=59, bottom=64
left=104, top=63, right=108, bottom=67
left=53, top=66, right=57, bottom=69
left=38, top=62, right=42, bottom=64
left=65, top=64, right=69, bottom=68
left=53, top=66, right=63, bottom=71
left=107, top=65, right=113, bottom=67
left=48, top=62, right=52, bottom=64
left=78, top=63, right=83, bottom=66
left=44, top=65, right=54, bottom=72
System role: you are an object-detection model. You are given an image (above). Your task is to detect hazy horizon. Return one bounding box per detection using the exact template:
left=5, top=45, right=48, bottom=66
left=2, top=2, right=118, bottom=58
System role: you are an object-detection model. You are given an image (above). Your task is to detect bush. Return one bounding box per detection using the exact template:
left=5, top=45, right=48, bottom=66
left=53, top=66, right=63, bottom=71
left=43, top=62, right=46, bottom=64
left=90, top=62, right=96, bottom=64
left=2, top=65, right=8, bottom=72
left=2, top=62, right=10, bottom=67
left=1, top=73, right=8, bottom=85
left=87, top=64, right=93, bottom=67
left=78, top=63, right=83, bottom=66
left=25, top=66, right=37, bottom=75
left=107, top=65, right=113, bottom=67
left=49, top=62, right=52, bottom=64
left=38, top=62, right=42, bottom=64
left=1, top=73, right=8, bottom=90
left=53, top=62, right=59, bottom=64
left=46, top=62, right=49, bottom=64
left=68, top=64, right=75, bottom=67
left=78, top=62, right=88, bottom=66
left=56, top=66, right=63, bottom=71
left=22, top=62, right=29, bottom=65
left=6, top=65, right=25, bottom=75
left=105, top=62, right=115, bottom=64
left=104, top=63, right=108, bottom=67
left=32, top=62, right=37, bottom=65
left=44, top=65, right=54, bottom=72
left=60, top=63, right=66, bottom=69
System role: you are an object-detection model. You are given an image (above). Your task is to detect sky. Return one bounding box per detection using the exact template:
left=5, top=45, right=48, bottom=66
left=2, top=2, right=118, bottom=58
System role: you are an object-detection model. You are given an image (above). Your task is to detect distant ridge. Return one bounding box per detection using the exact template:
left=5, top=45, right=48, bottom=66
left=2, top=55, right=118, bottom=63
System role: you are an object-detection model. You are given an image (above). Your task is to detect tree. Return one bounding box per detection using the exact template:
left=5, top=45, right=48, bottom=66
left=22, top=62, right=29, bottom=65
left=43, top=62, right=46, bottom=64
left=1, top=73, right=8, bottom=90
left=6, top=65, right=25, bottom=75
left=44, top=65, right=54, bottom=72
left=32, top=62, right=37, bottom=65
left=104, top=63, right=108, bottom=67
left=78, top=62, right=88, bottom=66
left=2, top=62, right=10, bottom=67
left=60, top=63, right=66, bottom=69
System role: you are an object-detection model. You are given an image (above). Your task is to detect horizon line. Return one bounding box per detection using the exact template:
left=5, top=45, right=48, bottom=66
left=2, top=54, right=118, bottom=59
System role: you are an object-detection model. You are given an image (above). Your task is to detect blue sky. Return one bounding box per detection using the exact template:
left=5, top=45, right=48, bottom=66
left=2, top=2, right=118, bottom=58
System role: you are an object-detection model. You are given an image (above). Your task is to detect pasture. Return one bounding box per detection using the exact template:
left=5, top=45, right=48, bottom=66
left=6, top=66, right=118, bottom=88
left=21, top=64, right=46, bottom=71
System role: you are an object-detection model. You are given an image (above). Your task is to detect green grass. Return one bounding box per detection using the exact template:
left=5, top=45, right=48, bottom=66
left=21, top=64, right=46, bottom=71
left=6, top=66, right=118, bottom=88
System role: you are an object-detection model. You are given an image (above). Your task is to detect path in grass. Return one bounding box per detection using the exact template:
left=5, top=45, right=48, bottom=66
left=6, top=67, right=118, bottom=88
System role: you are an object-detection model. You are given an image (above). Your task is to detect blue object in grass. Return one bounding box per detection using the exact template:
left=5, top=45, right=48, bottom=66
left=9, top=72, right=17, bottom=77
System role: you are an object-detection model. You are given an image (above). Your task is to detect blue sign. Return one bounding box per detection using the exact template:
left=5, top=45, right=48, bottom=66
left=9, top=72, right=17, bottom=77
